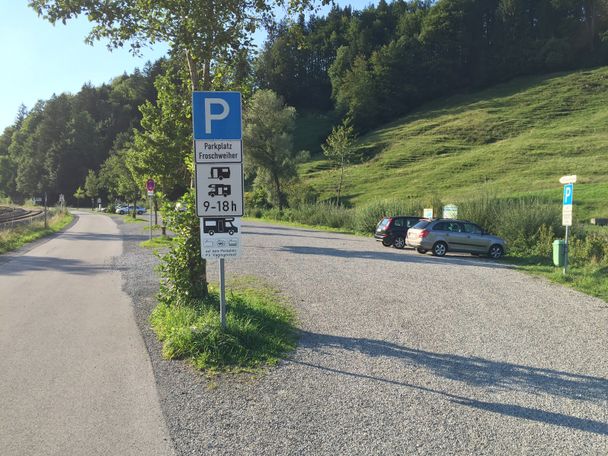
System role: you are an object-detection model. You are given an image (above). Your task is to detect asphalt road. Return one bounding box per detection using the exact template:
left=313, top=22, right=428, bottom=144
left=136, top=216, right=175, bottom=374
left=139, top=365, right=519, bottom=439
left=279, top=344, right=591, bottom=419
left=0, top=211, right=174, bottom=456
left=130, top=220, right=607, bottom=455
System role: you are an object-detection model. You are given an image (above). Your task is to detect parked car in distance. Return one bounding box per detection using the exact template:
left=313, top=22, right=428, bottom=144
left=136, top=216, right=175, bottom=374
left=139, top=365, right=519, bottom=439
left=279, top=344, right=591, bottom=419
left=375, top=216, right=423, bottom=249
left=115, top=205, right=146, bottom=215
left=406, top=218, right=506, bottom=258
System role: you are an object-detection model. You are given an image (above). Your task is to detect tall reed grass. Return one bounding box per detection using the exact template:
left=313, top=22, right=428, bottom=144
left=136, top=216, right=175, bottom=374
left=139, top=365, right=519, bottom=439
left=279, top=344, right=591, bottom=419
left=247, top=193, right=602, bottom=260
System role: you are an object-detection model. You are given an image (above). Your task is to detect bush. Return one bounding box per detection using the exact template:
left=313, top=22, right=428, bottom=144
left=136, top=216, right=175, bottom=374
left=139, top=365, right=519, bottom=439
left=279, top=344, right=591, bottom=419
left=570, top=232, right=608, bottom=267
left=353, top=198, right=423, bottom=233
left=158, top=190, right=207, bottom=305
left=459, top=195, right=562, bottom=256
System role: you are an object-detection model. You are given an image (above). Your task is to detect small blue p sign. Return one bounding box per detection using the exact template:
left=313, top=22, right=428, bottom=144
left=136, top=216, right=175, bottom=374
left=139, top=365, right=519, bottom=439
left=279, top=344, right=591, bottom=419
left=563, top=184, right=573, bottom=205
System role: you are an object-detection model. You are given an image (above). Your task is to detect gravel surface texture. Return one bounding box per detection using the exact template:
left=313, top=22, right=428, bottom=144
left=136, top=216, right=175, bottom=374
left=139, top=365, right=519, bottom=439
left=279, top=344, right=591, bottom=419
left=113, top=217, right=608, bottom=455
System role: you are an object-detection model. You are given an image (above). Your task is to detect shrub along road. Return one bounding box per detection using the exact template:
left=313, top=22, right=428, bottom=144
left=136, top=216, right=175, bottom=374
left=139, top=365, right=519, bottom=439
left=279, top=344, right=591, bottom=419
left=118, top=219, right=608, bottom=455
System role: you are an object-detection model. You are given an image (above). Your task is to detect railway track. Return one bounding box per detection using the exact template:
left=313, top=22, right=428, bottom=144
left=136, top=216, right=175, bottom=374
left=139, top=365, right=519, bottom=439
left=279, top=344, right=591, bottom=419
left=0, top=206, right=44, bottom=228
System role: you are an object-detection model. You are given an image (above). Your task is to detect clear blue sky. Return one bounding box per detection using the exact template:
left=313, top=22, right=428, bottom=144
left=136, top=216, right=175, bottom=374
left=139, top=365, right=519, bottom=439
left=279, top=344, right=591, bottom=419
left=0, top=1, right=374, bottom=132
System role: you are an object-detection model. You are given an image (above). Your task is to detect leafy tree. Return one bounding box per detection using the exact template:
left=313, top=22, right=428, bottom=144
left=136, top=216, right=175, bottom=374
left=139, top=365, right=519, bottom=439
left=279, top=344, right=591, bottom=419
left=73, top=186, right=85, bottom=209
left=30, top=0, right=318, bottom=300
left=321, top=119, right=357, bottom=203
left=84, top=169, right=100, bottom=208
left=243, top=90, right=297, bottom=209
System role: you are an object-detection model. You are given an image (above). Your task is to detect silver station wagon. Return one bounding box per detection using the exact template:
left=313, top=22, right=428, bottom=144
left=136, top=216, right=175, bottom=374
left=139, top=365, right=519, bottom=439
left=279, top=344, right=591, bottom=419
left=406, top=218, right=507, bottom=258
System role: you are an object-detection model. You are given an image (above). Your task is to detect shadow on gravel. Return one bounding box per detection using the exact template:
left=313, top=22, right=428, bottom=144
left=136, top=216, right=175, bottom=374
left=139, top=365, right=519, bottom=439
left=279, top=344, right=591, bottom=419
left=243, top=229, right=362, bottom=243
left=0, top=256, right=121, bottom=276
left=280, top=245, right=513, bottom=270
left=244, top=224, right=351, bottom=235
left=292, top=332, right=608, bottom=435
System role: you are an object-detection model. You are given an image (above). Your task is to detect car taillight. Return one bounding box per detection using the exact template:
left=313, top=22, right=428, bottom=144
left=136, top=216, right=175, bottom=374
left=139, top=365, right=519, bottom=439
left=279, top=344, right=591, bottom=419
left=419, top=229, right=430, bottom=238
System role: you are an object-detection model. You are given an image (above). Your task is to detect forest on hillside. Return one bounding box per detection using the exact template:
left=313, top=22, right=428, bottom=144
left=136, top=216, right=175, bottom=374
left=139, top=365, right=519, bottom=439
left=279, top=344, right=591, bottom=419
left=2, top=0, right=608, bottom=205
left=258, top=0, right=608, bottom=130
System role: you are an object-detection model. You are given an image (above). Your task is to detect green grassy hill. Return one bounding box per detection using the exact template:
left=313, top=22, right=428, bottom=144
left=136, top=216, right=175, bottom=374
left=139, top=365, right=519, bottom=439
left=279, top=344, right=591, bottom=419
left=301, top=67, right=608, bottom=219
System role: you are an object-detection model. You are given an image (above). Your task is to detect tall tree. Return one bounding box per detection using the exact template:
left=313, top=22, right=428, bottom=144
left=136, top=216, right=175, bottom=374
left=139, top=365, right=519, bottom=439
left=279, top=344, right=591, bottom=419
left=321, top=119, right=357, bottom=204
left=84, top=169, right=100, bottom=209
left=243, top=90, right=297, bottom=209
left=29, top=0, right=317, bottom=299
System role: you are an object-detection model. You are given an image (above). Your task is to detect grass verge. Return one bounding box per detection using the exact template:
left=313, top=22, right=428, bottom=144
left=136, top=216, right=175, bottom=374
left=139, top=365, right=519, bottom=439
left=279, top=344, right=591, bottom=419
left=150, top=276, right=298, bottom=373
left=122, top=215, right=147, bottom=223
left=513, top=261, right=608, bottom=303
left=0, top=211, right=73, bottom=254
left=140, top=235, right=173, bottom=249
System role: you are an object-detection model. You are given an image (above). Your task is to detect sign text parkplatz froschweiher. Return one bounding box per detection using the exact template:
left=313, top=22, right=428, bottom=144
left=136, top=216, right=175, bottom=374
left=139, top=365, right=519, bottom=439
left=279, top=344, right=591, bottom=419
left=192, top=92, right=244, bottom=218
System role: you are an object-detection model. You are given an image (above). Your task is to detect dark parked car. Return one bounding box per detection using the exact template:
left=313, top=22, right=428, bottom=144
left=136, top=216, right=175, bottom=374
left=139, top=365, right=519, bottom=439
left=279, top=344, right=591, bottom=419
left=374, top=216, right=422, bottom=249
left=406, top=218, right=507, bottom=258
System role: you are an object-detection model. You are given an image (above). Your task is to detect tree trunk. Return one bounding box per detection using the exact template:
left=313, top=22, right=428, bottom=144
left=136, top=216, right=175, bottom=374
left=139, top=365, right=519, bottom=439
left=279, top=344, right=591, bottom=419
left=185, top=49, right=199, bottom=91
left=337, top=159, right=345, bottom=205
left=185, top=47, right=207, bottom=297
left=273, top=173, right=282, bottom=210
left=154, top=197, right=158, bottom=226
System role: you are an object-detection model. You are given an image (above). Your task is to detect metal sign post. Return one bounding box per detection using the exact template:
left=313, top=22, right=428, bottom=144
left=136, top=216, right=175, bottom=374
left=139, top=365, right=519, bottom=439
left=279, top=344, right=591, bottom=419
left=192, top=92, right=244, bottom=330
left=44, top=192, right=48, bottom=229
left=146, top=179, right=155, bottom=241
left=560, top=175, right=576, bottom=275
left=219, top=258, right=226, bottom=328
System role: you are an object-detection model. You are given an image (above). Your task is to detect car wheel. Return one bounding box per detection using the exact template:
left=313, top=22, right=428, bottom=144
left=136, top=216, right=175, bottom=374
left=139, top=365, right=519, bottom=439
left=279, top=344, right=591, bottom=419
left=488, top=244, right=504, bottom=259
left=119, top=210, right=125, bottom=215
left=416, top=248, right=427, bottom=254
left=228, top=229, right=234, bottom=235
left=208, top=230, right=214, bottom=236
left=432, top=242, right=447, bottom=257
left=381, top=239, right=392, bottom=247
left=137, top=211, right=143, bottom=215
left=393, top=236, right=406, bottom=249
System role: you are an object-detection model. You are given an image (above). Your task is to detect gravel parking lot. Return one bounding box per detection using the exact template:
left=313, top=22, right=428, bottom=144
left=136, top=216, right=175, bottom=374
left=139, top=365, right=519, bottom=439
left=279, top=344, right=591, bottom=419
left=114, top=218, right=608, bottom=455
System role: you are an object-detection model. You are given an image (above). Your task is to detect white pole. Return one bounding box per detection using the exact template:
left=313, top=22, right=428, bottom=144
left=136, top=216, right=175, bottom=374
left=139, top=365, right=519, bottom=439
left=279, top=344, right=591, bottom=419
left=563, top=225, right=569, bottom=275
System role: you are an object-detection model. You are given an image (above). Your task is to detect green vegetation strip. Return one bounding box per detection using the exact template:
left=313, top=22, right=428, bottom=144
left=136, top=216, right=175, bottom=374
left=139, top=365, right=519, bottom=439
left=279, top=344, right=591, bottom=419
left=0, top=211, right=73, bottom=255
left=140, top=235, right=173, bottom=249
left=515, top=262, right=608, bottom=304
left=150, top=276, right=297, bottom=373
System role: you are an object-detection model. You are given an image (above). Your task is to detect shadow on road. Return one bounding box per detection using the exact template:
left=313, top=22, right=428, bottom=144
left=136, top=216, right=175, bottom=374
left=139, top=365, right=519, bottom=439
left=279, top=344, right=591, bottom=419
left=0, top=255, right=121, bottom=276
left=57, top=231, right=147, bottom=242
left=292, top=332, right=608, bottom=435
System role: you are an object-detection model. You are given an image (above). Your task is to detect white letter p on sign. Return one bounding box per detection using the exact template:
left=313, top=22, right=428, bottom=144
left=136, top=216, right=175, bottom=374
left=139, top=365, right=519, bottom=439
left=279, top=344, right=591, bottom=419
left=204, top=98, right=230, bottom=134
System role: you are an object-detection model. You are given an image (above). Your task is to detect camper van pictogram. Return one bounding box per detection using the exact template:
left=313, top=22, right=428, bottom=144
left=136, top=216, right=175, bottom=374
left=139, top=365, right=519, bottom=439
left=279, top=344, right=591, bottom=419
left=208, top=184, right=231, bottom=197
left=210, top=167, right=230, bottom=180
left=202, top=218, right=238, bottom=235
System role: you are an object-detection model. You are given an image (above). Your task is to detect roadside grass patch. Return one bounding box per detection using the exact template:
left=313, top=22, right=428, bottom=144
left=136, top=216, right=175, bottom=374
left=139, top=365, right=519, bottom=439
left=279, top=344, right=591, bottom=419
left=514, top=262, right=608, bottom=303
left=140, top=235, right=173, bottom=249
left=122, top=215, right=146, bottom=223
left=0, top=210, right=73, bottom=254
left=150, top=276, right=298, bottom=372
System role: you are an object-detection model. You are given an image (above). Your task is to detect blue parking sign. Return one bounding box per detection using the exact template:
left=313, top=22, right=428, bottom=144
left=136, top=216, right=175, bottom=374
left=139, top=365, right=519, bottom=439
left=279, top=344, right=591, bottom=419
left=192, top=92, right=242, bottom=140
left=563, top=184, right=573, bottom=205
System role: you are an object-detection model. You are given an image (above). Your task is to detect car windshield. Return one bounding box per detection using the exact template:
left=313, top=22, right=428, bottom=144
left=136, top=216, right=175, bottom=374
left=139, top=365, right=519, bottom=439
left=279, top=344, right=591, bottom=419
left=412, top=220, right=430, bottom=229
